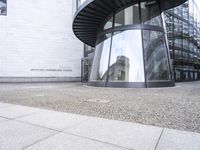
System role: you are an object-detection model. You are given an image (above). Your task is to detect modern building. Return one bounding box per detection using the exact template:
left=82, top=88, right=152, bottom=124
left=0, top=0, right=199, bottom=87
left=0, top=0, right=83, bottom=82
left=73, top=0, right=200, bottom=87
left=164, top=0, right=200, bottom=82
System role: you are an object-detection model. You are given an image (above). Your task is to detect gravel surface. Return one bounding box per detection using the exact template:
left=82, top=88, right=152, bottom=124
left=0, top=81, right=200, bottom=133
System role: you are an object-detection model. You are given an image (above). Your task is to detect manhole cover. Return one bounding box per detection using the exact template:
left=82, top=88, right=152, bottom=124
left=84, top=99, right=110, bottom=104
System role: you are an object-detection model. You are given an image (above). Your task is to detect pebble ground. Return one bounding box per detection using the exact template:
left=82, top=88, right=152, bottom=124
left=0, top=81, right=200, bottom=133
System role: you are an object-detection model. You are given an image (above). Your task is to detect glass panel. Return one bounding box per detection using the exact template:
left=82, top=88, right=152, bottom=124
left=115, top=9, right=124, bottom=27
left=104, top=17, right=113, bottom=30
left=81, top=58, right=92, bottom=82
left=143, top=30, right=171, bottom=81
left=182, top=1, right=189, bottom=19
left=114, top=5, right=140, bottom=27
left=140, top=1, right=162, bottom=26
left=84, top=45, right=94, bottom=57
left=108, top=30, right=145, bottom=82
left=0, top=0, right=6, bottom=15
left=89, top=34, right=111, bottom=82
left=77, top=0, right=86, bottom=8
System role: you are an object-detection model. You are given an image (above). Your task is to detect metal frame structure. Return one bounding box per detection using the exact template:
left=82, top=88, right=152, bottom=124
left=164, top=0, right=200, bottom=82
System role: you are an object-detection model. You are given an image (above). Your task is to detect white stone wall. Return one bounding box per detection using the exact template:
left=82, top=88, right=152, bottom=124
left=0, top=0, right=83, bottom=81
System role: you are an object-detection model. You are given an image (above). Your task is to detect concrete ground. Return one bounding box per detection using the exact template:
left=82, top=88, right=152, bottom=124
left=0, top=102, right=200, bottom=150
left=0, top=81, right=200, bottom=133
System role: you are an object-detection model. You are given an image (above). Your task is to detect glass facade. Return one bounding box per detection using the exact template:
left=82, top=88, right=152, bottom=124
left=164, top=0, right=200, bottom=81
left=0, top=0, right=6, bottom=15
left=140, top=1, right=162, bottom=26
left=89, top=1, right=174, bottom=87
left=90, top=34, right=111, bottom=83
left=109, top=31, right=145, bottom=82
left=114, top=4, right=140, bottom=26
left=73, top=0, right=200, bottom=87
left=143, top=30, right=171, bottom=81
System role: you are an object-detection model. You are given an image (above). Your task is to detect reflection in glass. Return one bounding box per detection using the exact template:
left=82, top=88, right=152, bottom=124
left=89, top=34, right=111, bottom=82
left=109, top=30, right=145, bottom=82
left=140, top=1, right=162, bottom=26
left=77, top=0, right=86, bottom=7
left=143, top=30, right=170, bottom=81
left=88, top=0, right=180, bottom=86
left=164, top=0, right=200, bottom=81
left=0, top=0, right=6, bottom=15
left=114, top=5, right=140, bottom=27
left=104, top=17, right=113, bottom=30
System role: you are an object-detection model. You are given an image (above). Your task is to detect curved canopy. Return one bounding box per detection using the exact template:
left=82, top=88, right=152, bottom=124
left=73, top=0, right=187, bottom=47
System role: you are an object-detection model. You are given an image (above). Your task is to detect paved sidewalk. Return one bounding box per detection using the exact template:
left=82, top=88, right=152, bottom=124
left=0, top=102, right=200, bottom=150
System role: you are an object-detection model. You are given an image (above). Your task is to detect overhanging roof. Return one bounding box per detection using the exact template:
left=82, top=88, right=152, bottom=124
left=73, top=0, right=187, bottom=47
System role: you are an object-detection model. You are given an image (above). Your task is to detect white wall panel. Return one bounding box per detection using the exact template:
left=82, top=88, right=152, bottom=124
left=0, top=0, right=83, bottom=79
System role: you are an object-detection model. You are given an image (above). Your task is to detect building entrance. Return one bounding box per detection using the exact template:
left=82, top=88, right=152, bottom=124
left=81, top=58, right=91, bottom=83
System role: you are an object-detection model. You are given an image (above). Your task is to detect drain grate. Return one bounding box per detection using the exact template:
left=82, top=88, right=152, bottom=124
left=84, top=99, right=110, bottom=104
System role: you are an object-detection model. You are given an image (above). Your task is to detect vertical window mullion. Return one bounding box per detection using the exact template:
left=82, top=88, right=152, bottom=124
left=106, top=12, right=115, bottom=86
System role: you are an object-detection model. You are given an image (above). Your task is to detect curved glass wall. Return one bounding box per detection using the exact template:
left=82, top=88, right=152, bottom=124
left=143, top=30, right=171, bottom=81
left=90, top=34, right=111, bottom=83
left=140, top=1, right=162, bottom=26
left=109, top=30, right=145, bottom=82
left=89, top=0, right=174, bottom=88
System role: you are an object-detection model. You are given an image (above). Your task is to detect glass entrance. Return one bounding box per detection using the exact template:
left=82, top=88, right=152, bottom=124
left=81, top=58, right=92, bottom=83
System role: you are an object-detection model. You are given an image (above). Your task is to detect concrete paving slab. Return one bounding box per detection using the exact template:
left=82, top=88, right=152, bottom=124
left=156, top=129, right=200, bottom=150
left=0, top=105, right=40, bottom=119
left=17, top=110, right=90, bottom=131
left=0, top=117, right=8, bottom=123
left=0, top=120, right=57, bottom=150
left=25, top=133, right=128, bottom=150
left=64, top=118, right=163, bottom=150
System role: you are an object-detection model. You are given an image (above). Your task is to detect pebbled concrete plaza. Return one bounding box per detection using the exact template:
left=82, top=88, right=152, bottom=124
left=0, top=81, right=200, bottom=133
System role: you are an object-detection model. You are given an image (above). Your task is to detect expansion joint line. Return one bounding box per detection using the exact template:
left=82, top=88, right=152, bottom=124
left=154, top=128, right=164, bottom=150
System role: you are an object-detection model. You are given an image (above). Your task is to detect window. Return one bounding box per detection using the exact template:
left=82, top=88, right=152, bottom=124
left=140, top=1, right=162, bottom=26
left=114, top=5, right=140, bottom=27
left=90, top=34, right=112, bottom=82
left=0, top=0, right=6, bottom=15
left=109, top=30, right=145, bottom=82
left=142, top=30, right=171, bottom=81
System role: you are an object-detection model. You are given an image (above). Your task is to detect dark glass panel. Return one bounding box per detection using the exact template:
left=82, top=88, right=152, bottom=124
left=140, top=1, right=162, bottom=26
left=0, top=0, right=6, bottom=15
left=114, top=4, right=140, bottom=27
left=175, top=68, right=182, bottom=81
left=104, top=17, right=113, bottom=30
left=143, top=30, right=171, bottom=81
